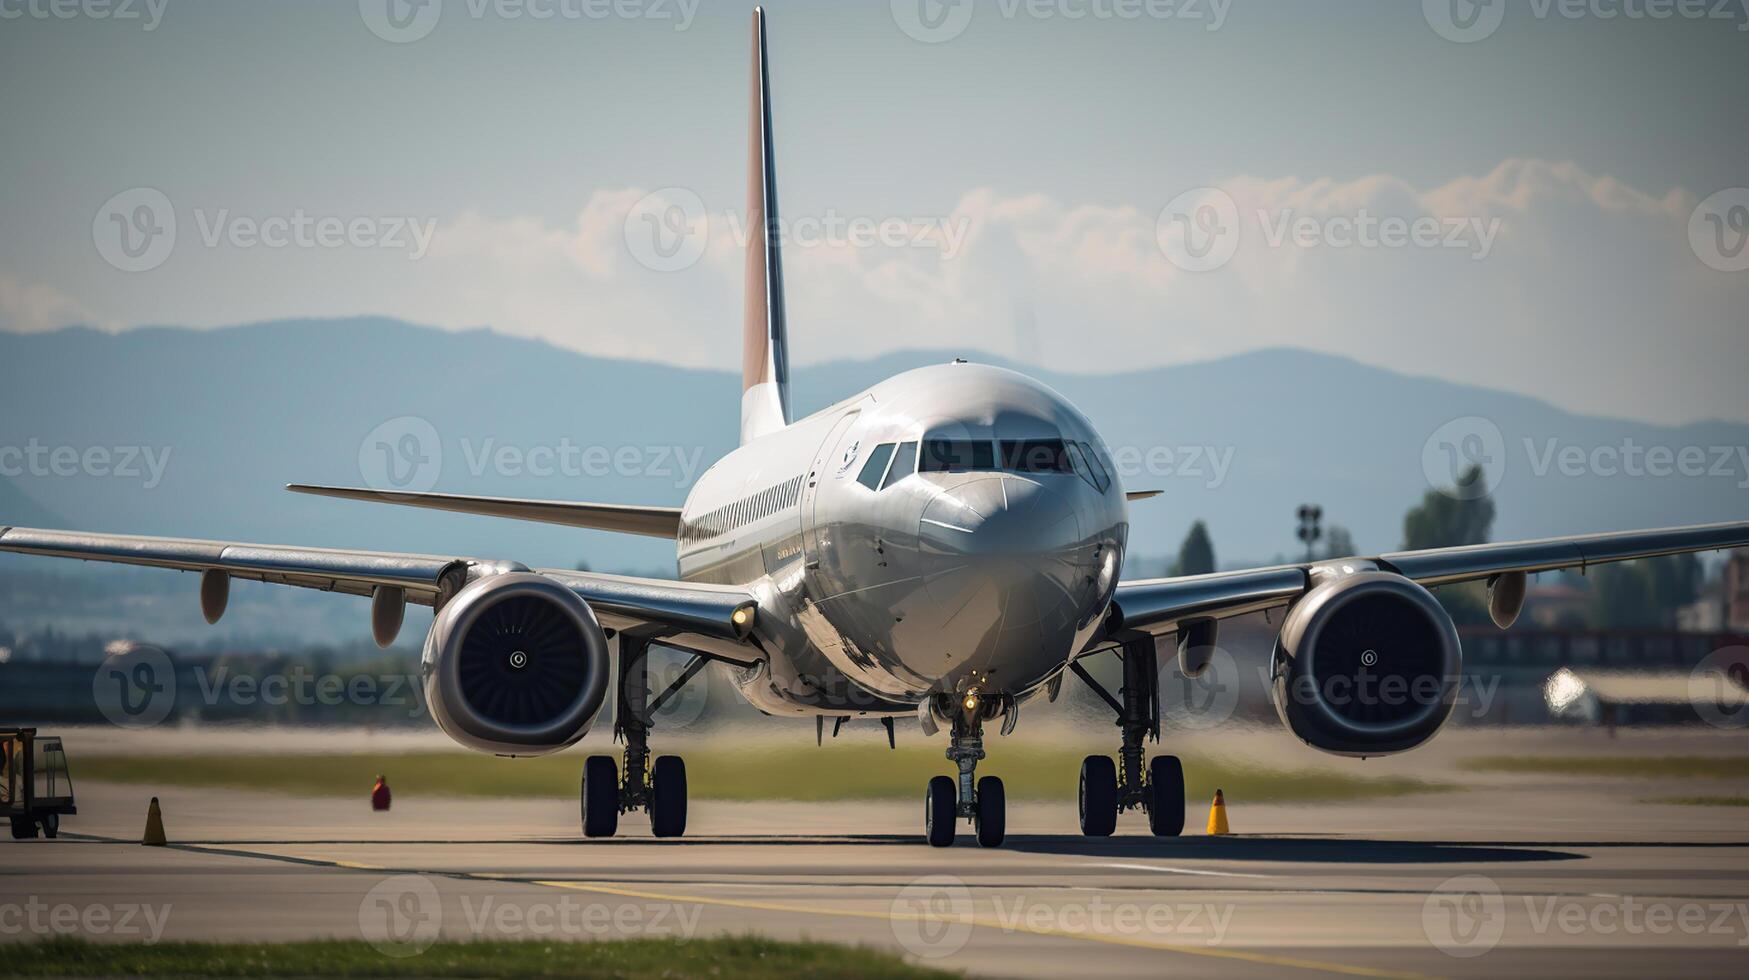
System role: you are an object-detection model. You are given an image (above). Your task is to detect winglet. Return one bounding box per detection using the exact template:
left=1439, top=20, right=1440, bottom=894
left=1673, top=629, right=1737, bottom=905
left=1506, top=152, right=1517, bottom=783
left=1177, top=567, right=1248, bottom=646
left=741, top=6, right=790, bottom=445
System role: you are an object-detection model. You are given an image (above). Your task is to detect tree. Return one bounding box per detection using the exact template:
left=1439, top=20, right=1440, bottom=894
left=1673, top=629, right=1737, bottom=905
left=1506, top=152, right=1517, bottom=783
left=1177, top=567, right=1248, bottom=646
left=1401, top=464, right=1496, bottom=625
left=1170, top=521, right=1216, bottom=577
left=1402, top=465, right=1496, bottom=551
left=1590, top=554, right=1702, bottom=629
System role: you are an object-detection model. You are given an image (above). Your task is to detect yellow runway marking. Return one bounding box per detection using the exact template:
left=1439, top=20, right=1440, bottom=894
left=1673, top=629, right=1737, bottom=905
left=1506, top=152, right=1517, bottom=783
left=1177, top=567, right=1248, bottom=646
left=531, top=878, right=1441, bottom=980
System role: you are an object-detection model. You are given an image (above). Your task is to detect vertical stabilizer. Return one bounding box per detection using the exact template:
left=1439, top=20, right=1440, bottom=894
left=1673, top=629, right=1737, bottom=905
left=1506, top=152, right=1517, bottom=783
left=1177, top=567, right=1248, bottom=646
left=741, top=6, right=790, bottom=444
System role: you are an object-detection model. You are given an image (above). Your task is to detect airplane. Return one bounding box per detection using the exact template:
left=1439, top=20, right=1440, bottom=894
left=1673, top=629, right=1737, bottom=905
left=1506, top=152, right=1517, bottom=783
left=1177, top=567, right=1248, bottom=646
left=5, top=7, right=1748, bottom=848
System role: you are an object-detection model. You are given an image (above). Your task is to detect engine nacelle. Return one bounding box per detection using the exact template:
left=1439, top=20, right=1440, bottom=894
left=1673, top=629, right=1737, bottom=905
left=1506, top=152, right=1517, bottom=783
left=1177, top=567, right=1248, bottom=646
left=1270, top=570, right=1461, bottom=757
left=422, top=572, right=611, bottom=757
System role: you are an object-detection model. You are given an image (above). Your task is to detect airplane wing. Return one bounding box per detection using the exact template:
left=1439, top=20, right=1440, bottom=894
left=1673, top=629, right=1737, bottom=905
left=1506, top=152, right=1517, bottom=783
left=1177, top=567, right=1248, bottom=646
left=1106, top=519, right=1749, bottom=639
left=0, top=525, right=754, bottom=643
left=286, top=484, right=683, bottom=539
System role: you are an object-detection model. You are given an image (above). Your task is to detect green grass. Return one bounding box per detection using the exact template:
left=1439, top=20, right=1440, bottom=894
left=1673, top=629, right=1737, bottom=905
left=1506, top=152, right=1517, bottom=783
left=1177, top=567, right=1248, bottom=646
left=1457, top=755, right=1749, bottom=780
left=3, top=935, right=952, bottom=978
left=71, top=744, right=1444, bottom=804
left=1643, top=795, right=1749, bottom=807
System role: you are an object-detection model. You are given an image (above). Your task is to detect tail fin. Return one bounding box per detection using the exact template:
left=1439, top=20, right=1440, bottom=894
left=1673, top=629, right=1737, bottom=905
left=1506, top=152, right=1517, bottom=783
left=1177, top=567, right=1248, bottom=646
left=741, top=6, right=790, bottom=444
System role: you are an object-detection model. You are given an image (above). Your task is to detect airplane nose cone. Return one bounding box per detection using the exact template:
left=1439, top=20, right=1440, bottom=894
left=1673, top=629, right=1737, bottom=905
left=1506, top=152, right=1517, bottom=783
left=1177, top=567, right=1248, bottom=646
left=917, top=475, right=1090, bottom=640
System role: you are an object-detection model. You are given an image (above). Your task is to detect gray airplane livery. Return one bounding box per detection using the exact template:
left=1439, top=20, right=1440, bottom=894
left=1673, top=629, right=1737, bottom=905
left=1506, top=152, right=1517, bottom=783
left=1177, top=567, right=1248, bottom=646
left=6, top=9, right=1747, bottom=847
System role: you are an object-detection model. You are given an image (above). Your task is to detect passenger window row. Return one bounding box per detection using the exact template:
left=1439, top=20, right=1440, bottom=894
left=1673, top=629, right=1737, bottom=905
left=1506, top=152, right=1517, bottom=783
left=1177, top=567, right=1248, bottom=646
left=679, top=474, right=806, bottom=545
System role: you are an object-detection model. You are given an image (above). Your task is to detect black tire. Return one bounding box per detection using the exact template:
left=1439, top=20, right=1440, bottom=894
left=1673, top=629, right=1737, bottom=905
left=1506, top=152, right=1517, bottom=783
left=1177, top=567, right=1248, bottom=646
left=650, top=755, right=688, bottom=838
left=1147, top=755, right=1185, bottom=837
left=581, top=755, right=619, bottom=839
left=40, top=813, right=59, bottom=839
left=925, top=775, right=956, bottom=847
left=10, top=815, right=38, bottom=840
left=1078, top=755, right=1118, bottom=837
left=975, top=776, right=1005, bottom=848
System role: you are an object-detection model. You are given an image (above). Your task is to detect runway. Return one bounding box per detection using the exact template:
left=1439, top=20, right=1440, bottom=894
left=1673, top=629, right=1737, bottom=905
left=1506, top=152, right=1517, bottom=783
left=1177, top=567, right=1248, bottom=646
left=7, top=778, right=1748, bottom=978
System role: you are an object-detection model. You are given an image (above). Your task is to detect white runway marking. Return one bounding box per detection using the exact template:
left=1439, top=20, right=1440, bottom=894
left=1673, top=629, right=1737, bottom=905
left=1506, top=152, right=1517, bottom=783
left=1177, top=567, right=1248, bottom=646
left=1090, top=861, right=1273, bottom=879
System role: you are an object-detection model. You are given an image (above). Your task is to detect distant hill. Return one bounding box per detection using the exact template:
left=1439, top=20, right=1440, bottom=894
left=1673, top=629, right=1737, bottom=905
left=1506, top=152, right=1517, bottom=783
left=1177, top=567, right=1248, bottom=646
left=2, top=318, right=1745, bottom=589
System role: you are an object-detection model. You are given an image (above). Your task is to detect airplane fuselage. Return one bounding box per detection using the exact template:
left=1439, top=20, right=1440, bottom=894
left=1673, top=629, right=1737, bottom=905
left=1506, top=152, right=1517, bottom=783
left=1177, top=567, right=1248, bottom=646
left=677, top=362, right=1128, bottom=717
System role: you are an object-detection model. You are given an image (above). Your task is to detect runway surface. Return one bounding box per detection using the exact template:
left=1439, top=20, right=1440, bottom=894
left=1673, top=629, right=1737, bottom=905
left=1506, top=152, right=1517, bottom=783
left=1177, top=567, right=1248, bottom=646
left=7, top=777, right=1748, bottom=978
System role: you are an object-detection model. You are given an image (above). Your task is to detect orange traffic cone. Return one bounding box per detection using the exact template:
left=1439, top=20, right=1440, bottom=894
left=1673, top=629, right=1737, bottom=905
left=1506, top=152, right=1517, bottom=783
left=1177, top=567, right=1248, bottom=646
left=142, top=796, right=167, bottom=846
left=371, top=775, right=391, bottom=812
left=1206, top=789, right=1230, bottom=835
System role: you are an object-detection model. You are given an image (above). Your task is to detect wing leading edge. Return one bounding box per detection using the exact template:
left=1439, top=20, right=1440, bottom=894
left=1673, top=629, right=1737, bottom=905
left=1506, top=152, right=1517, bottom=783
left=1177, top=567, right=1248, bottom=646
left=286, top=484, right=683, bottom=539
left=1107, top=519, right=1749, bottom=639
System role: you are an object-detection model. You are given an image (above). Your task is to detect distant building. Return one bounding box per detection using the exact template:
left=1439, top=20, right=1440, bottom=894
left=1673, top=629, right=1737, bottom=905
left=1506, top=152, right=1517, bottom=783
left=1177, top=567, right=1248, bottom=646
left=1521, top=580, right=1591, bottom=629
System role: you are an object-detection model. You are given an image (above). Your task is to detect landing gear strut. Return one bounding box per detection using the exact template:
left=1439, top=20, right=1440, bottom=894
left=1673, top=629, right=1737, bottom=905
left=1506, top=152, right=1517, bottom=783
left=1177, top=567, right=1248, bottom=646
left=924, top=693, right=1006, bottom=848
left=1071, top=636, right=1185, bottom=837
left=582, top=632, right=699, bottom=839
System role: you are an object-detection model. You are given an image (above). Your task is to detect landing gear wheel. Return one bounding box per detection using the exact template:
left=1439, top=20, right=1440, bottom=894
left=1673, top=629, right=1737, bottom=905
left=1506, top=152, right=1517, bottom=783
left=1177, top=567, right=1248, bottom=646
left=650, top=755, right=688, bottom=838
left=1079, top=755, right=1117, bottom=837
left=10, top=815, right=37, bottom=840
left=925, top=775, right=956, bottom=847
left=975, top=776, right=1006, bottom=848
left=582, top=754, right=619, bottom=839
left=1147, top=755, right=1185, bottom=837
left=39, top=813, right=59, bottom=839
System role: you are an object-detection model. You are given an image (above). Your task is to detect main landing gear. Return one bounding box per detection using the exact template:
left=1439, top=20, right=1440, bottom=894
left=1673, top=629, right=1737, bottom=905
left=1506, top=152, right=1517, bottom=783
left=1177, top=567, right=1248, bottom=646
left=582, top=633, right=705, bottom=839
left=1070, top=636, right=1185, bottom=837
left=923, top=691, right=1007, bottom=848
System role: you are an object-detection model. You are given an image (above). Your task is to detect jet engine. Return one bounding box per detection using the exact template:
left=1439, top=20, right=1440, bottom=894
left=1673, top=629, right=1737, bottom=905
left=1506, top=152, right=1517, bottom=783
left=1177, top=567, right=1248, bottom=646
left=1270, top=570, right=1462, bottom=756
left=422, top=572, right=612, bottom=756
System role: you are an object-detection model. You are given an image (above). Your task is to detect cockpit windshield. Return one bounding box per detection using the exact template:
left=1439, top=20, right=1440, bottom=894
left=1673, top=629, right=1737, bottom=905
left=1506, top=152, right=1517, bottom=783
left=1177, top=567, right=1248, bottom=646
left=853, top=433, right=1108, bottom=491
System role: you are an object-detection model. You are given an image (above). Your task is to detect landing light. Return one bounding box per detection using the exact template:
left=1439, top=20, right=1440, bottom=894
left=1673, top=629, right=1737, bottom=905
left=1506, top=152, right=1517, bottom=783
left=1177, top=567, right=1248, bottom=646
left=732, top=606, right=752, bottom=626
left=963, top=692, right=980, bottom=713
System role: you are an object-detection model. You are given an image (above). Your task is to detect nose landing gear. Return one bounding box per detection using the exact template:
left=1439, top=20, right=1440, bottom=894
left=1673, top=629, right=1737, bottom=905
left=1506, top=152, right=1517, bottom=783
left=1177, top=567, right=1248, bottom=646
left=923, top=692, right=1007, bottom=848
left=1071, top=636, right=1185, bottom=837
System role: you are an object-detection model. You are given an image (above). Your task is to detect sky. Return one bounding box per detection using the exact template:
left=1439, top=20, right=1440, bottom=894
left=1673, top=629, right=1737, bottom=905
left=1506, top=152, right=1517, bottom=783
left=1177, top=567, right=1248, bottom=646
left=1, top=0, right=1746, bottom=425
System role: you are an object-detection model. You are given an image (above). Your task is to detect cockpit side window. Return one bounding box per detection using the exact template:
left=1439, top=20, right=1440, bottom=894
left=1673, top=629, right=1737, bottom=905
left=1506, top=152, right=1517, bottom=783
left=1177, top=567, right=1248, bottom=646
left=856, top=443, right=896, bottom=490
left=1000, top=439, right=1072, bottom=474
left=921, top=439, right=995, bottom=473
left=882, top=442, right=918, bottom=487
left=1077, top=441, right=1111, bottom=492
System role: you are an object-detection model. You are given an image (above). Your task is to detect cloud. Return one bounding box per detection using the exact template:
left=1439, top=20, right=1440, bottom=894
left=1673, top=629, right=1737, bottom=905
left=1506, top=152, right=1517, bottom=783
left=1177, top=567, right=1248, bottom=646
left=0, top=275, right=106, bottom=333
